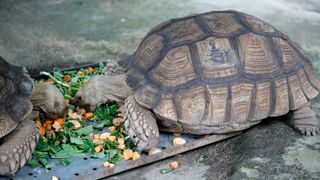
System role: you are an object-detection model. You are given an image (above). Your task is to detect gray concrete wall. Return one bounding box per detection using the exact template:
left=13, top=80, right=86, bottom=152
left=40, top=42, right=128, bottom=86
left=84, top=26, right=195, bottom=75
left=0, top=0, right=319, bottom=75
left=2, top=1, right=320, bottom=179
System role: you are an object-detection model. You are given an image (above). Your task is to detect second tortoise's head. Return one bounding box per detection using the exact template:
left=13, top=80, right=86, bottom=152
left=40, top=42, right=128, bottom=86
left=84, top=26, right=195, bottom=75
left=74, top=74, right=134, bottom=111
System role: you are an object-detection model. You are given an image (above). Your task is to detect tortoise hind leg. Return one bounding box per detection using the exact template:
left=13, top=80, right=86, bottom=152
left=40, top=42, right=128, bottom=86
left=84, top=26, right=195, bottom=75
left=124, top=95, right=160, bottom=152
left=0, top=119, right=39, bottom=176
left=291, top=103, right=319, bottom=136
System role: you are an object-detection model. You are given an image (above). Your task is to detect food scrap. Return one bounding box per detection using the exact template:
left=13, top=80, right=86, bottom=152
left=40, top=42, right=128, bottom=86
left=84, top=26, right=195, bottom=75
left=148, top=147, right=162, bottom=155
left=160, top=161, right=180, bottom=174
left=173, top=137, right=186, bottom=146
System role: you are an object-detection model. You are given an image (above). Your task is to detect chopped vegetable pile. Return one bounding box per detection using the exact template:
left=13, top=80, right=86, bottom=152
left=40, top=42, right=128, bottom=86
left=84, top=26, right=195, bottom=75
left=28, top=64, right=136, bottom=169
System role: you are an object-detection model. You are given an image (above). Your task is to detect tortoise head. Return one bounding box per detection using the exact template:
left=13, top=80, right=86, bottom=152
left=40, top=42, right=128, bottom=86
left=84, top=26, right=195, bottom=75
left=74, top=74, right=134, bottom=111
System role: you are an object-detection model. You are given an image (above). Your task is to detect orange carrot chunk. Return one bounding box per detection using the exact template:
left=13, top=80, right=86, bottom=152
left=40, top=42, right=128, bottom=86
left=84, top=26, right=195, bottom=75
left=64, top=75, right=71, bottom=82
left=47, top=78, right=55, bottom=83
left=85, top=112, right=94, bottom=119
left=77, top=71, right=85, bottom=76
left=39, top=126, right=45, bottom=136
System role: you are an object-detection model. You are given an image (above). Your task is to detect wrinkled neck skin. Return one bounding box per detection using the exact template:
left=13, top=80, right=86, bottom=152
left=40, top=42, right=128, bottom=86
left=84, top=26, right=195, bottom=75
left=101, top=59, right=133, bottom=103
left=101, top=74, right=134, bottom=103
left=76, top=74, right=134, bottom=111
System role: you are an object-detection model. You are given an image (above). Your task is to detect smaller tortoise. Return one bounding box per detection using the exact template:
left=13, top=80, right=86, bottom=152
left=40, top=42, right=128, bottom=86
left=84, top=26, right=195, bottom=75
left=31, top=82, right=68, bottom=119
left=75, top=10, right=320, bottom=152
left=0, top=57, right=39, bottom=176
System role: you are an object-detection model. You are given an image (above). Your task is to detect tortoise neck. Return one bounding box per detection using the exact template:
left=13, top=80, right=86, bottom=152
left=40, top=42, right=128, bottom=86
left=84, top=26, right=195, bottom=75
left=105, top=74, right=134, bottom=103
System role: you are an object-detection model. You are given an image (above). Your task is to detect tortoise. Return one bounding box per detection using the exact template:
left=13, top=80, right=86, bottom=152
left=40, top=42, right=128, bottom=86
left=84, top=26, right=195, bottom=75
left=75, top=10, right=320, bottom=152
left=0, top=56, right=39, bottom=176
left=31, top=82, right=68, bottom=119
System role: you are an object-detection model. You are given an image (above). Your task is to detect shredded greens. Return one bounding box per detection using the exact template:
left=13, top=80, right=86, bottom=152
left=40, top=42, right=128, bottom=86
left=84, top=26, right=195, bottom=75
left=28, top=64, right=134, bottom=169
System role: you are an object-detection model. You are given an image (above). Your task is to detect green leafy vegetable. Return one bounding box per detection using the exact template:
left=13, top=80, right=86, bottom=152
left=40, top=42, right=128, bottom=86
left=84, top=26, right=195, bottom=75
left=29, top=64, right=134, bottom=169
left=70, top=137, right=84, bottom=145
left=76, top=125, right=93, bottom=136
left=196, top=155, right=207, bottom=163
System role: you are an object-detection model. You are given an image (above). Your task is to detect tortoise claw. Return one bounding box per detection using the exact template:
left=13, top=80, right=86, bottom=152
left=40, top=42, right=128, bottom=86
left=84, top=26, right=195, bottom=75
left=297, top=127, right=319, bottom=136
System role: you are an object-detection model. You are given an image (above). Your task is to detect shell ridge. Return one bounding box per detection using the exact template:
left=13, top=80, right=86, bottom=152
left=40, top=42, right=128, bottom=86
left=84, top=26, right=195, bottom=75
left=187, top=43, right=210, bottom=124
left=266, top=36, right=284, bottom=71
left=296, top=69, right=312, bottom=101
left=237, top=12, right=281, bottom=37
left=248, top=82, right=257, bottom=120
left=225, top=84, right=232, bottom=122
left=172, top=93, right=184, bottom=131
left=287, top=40, right=313, bottom=66
left=268, top=79, right=277, bottom=115
left=302, top=66, right=320, bottom=92
left=229, top=36, right=244, bottom=75
left=193, top=16, right=213, bottom=36
left=286, top=76, right=294, bottom=110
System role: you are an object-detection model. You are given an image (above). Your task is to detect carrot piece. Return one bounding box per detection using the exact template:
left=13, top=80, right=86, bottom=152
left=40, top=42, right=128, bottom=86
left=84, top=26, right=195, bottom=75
left=109, top=126, right=116, bottom=131
left=77, top=71, right=85, bottom=76
left=43, top=119, right=53, bottom=128
left=87, top=67, right=94, bottom=73
left=45, top=119, right=53, bottom=124
left=39, top=126, right=45, bottom=136
left=64, top=75, right=71, bottom=82
left=94, top=145, right=103, bottom=153
left=93, top=134, right=100, bottom=140
left=169, top=161, right=180, bottom=169
left=123, top=150, right=133, bottom=160
left=173, top=132, right=182, bottom=137
left=108, top=136, right=117, bottom=142
left=85, top=112, right=94, bottom=119
left=117, top=144, right=126, bottom=150
left=132, top=152, right=141, bottom=160
left=117, top=138, right=125, bottom=145
left=47, top=78, right=55, bottom=83
left=55, top=118, right=65, bottom=126
left=46, top=123, right=52, bottom=130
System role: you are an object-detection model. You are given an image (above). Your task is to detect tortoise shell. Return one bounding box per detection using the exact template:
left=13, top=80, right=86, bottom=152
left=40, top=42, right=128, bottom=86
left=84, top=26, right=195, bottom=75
left=0, top=57, right=33, bottom=138
left=121, top=10, right=320, bottom=134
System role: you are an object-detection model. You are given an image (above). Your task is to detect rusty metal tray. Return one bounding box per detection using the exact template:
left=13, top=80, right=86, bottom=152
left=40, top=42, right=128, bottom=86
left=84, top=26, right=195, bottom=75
left=7, top=62, right=240, bottom=180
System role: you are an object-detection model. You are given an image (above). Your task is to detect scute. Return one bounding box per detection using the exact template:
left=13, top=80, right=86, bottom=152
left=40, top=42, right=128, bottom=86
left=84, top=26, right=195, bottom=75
left=238, top=33, right=279, bottom=75
left=125, top=10, right=320, bottom=134
left=150, top=45, right=197, bottom=88
left=201, top=12, right=246, bottom=36
left=163, top=18, right=204, bottom=44
left=135, top=34, right=164, bottom=70
left=196, top=37, right=239, bottom=80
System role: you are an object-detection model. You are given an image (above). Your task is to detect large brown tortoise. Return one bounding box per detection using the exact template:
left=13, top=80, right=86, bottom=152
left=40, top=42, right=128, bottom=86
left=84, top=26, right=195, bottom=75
left=75, top=10, right=320, bottom=152
left=0, top=57, right=39, bottom=176
left=0, top=57, right=67, bottom=176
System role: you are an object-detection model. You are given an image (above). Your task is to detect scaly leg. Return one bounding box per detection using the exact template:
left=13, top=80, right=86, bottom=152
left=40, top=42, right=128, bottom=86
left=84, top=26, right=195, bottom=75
left=291, top=103, right=319, bottom=136
left=124, top=95, right=160, bottom=152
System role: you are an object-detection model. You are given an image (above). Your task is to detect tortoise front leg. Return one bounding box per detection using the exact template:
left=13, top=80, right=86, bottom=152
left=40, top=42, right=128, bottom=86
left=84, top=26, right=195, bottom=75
left=291, top=103, right=319, bottom=136
left=124, top=95, right=160, bottom=152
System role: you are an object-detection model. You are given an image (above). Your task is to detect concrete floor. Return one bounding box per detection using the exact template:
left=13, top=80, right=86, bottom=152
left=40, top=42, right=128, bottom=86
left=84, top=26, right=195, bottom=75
left=1, top=0, right=320, bottom=179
